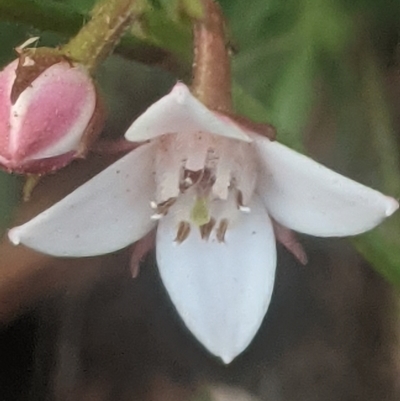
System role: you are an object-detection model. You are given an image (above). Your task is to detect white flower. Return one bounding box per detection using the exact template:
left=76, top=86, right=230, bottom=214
left=8, top=83, right=398, bottom=363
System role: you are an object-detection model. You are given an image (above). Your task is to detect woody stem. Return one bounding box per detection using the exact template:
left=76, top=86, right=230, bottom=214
left=191, top=0, right=232, bottom=113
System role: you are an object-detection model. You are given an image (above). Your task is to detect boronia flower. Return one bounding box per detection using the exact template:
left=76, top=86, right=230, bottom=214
left=9, top=83, right=398, bottom=363
left=0, top=53, right=102, bottom=174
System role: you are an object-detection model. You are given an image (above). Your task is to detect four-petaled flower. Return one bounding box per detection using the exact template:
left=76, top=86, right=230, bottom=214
left=9, top=83, right=399, bottom=363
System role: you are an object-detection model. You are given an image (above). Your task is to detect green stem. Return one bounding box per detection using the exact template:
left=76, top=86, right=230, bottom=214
left=0, top=0, right=182, bottom=70
left=63, top=0, right=145, bottom=71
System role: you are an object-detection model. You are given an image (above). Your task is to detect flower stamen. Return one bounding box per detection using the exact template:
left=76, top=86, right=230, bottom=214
left=216, top=218, right=228, bottom=243
left=235, top=190, right=251, bottom=213
left=175, top=221, right=191, bottom=243
left=154, top=197, right=177, bottom=216
left=180, top=169, right=203, bottom=192
left=200, top=217, right=216, bottom=240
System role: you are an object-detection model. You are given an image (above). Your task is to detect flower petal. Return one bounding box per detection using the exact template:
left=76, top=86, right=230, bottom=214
left=0, top=60, right=17, bottom=164
left=125, top=82, right=251, bottom=143
left=9, top=143, right=157, bottom=256
left=253, top=136, right=399, bottom=237
left=11, top=62, right=96, bottom=161
left=156, top=195, right=276, bottom=363
left=272, top=220, right=308, bottom=265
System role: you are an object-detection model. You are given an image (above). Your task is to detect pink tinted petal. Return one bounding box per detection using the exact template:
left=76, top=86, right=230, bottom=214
left=11, top=151, right=76, bottom=175
left=129, top=229, right=156, bottom=278
left=0, top=60, right=17, bottom=163
left=125, top=82, right=251, bottom=143
left=9, top=143, right=157, bottom=257
left=254, top=136, right=399, bottom=237
left=272, top=220, right=308, bottom=265
left=10, top=62, right=96, bottom=162
left=156, top=195, right=276, bottom=363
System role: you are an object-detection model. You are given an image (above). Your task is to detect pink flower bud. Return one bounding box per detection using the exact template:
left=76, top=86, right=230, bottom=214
left=0, top=56, right=103, bottom=174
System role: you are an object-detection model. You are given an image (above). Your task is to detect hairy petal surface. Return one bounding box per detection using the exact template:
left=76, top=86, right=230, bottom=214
left=10, top=62, right=96, bottom=162
left=0, top=60, right=16, bottom=163
left=156, top=196, right=276, bottom=363
left=9, top=143, right=157, bottom=256
left=125, top=83, right=251, bottom=143
left=254, top=136, right=399, bottom=237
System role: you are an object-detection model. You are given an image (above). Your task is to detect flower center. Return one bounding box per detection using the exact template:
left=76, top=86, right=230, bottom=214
left=151, top=132, right=257, bottom=243
left=190, top=197, right=210, bottom=226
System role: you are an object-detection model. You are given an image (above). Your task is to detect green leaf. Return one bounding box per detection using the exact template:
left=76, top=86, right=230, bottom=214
left=136, top=7, right=192, bottom=61
left=353, top=216, right=400, bottom=288
left=0, top=172, right=18, bottom=232
left=267, top=46, right=315, bottom=151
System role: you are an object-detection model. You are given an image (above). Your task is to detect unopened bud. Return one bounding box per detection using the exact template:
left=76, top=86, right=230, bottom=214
left=0, top=50, right=104, bottom=174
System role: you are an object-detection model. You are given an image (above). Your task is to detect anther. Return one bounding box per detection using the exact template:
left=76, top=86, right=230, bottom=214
left=184, top=176, right=193, bottom=186
left=175, top=221, right=191, bottom=244
left=200, top=217, right=216, bottom=240
left=180, top=169, right=203, bottom=191
left=216, top=218, right=228, bottom=243
left=237, top=190, right=251, bottom=213
left=155, top=197, right=177, bottom=216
